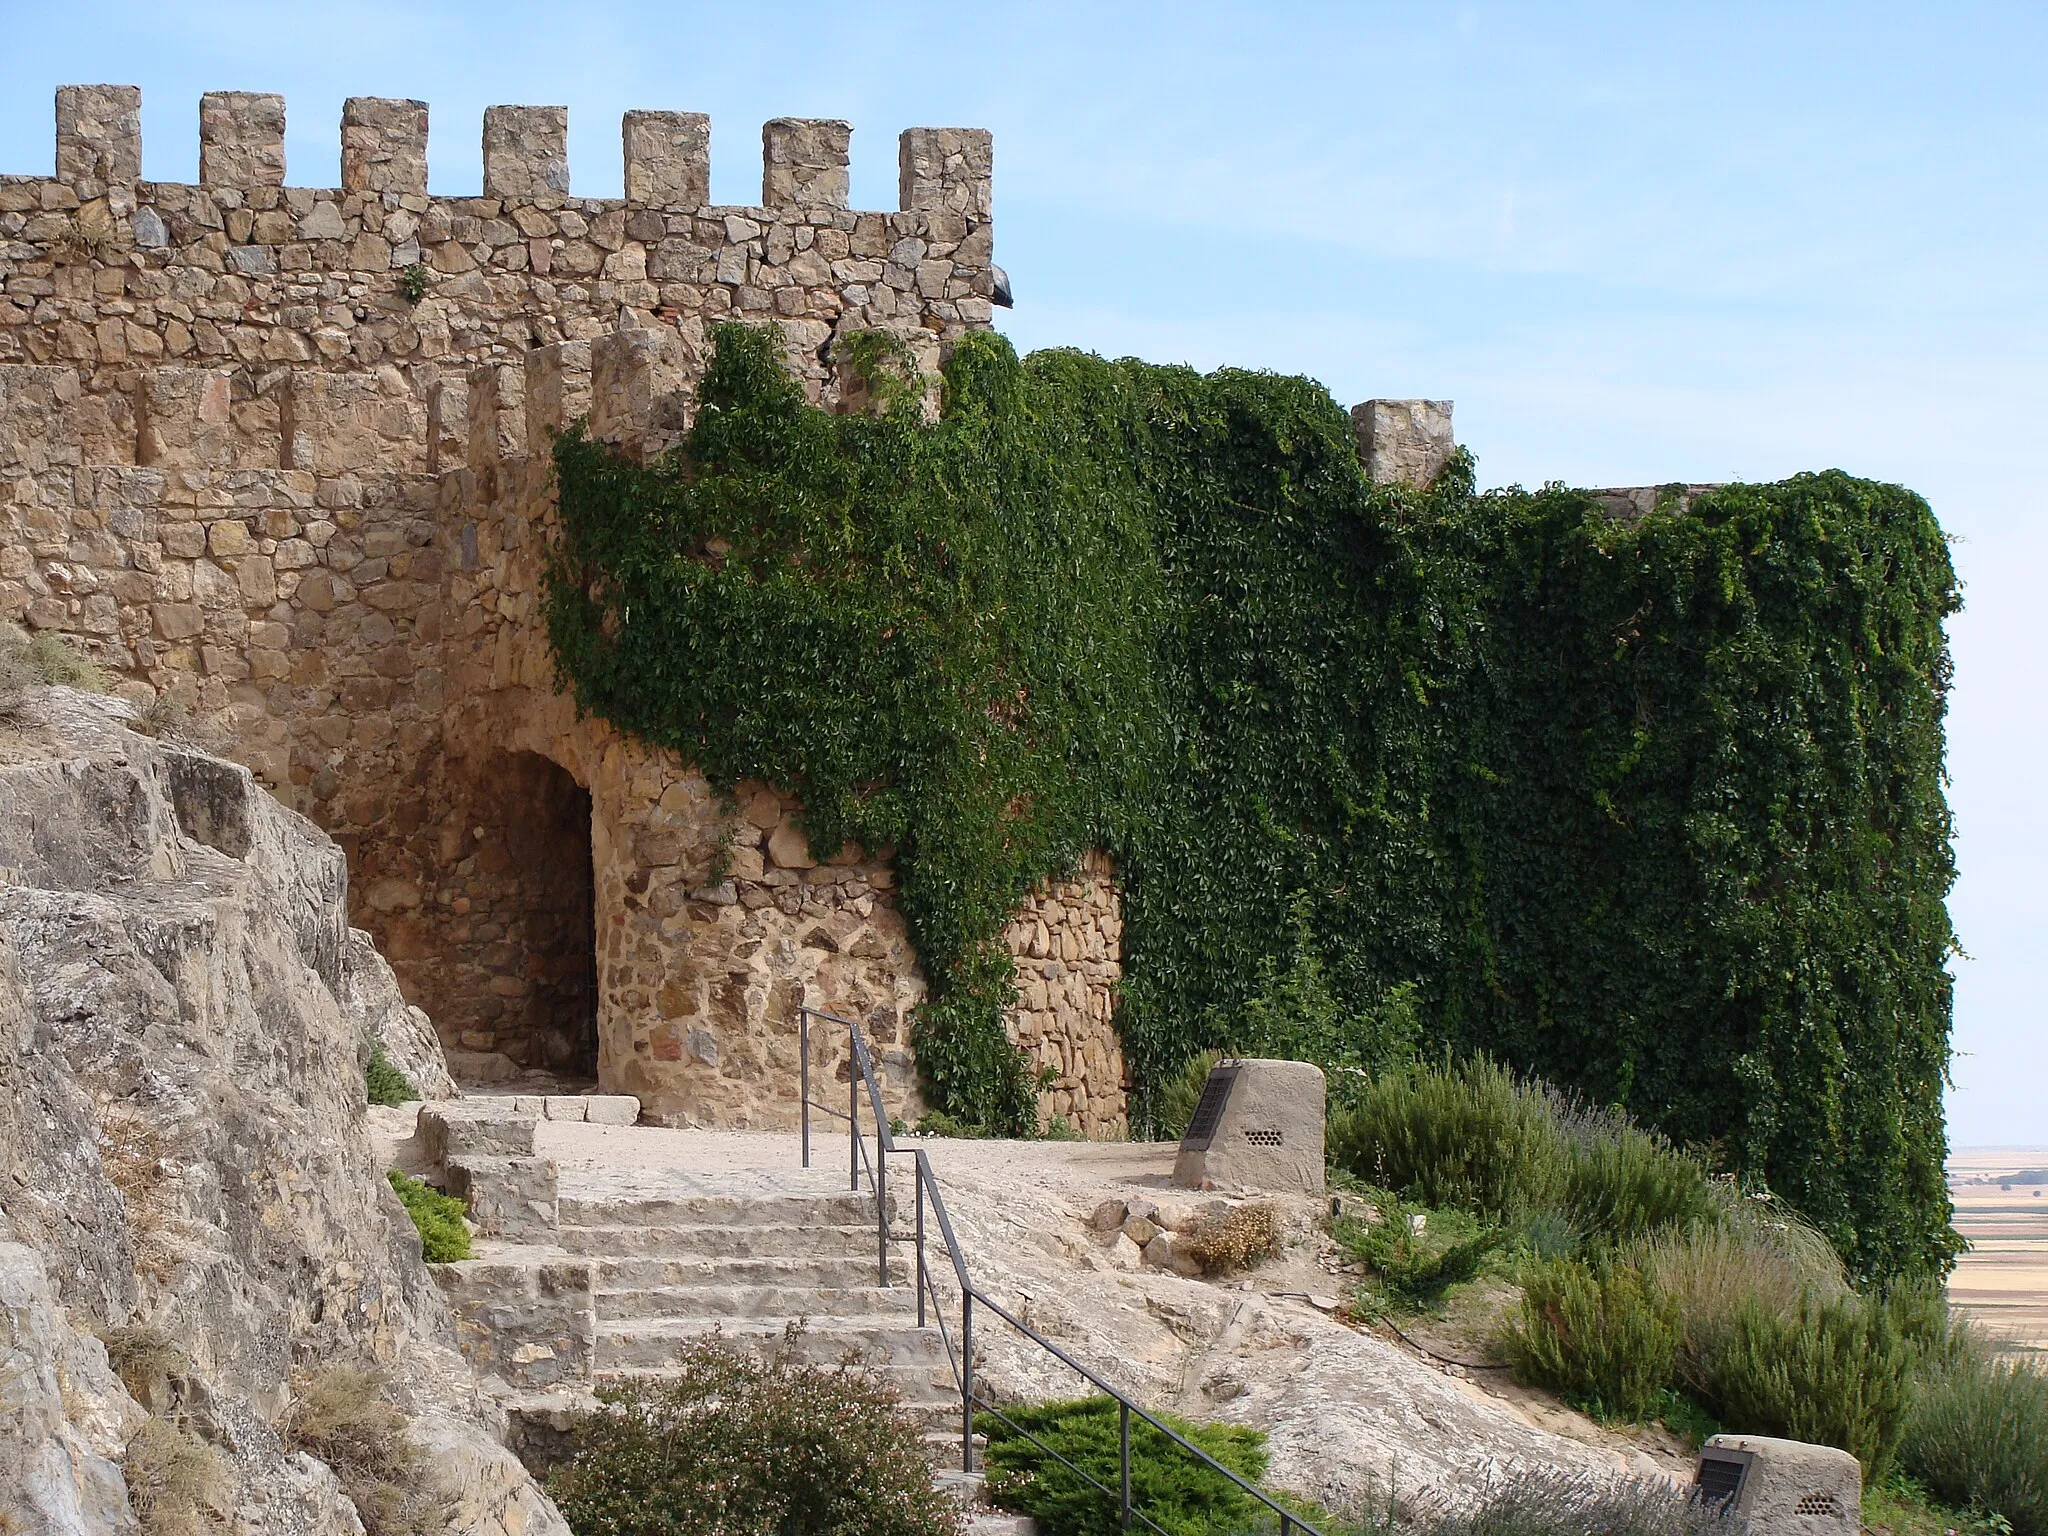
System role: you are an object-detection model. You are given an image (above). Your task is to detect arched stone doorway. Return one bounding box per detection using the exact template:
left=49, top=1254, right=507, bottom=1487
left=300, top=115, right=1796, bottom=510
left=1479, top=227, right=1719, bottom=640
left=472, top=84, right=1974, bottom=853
left=432, top=750, right=598, bottom=1082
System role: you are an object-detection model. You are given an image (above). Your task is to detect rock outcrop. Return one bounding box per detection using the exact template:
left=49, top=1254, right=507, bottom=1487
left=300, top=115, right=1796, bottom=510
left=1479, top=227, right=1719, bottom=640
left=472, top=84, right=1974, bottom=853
left=0, top=686, right=565, bottom=1535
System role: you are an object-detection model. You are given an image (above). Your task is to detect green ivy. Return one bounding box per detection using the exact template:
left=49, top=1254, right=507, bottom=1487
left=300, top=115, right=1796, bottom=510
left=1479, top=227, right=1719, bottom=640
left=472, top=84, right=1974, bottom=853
left=547, top=323, right=1959, bottom=1277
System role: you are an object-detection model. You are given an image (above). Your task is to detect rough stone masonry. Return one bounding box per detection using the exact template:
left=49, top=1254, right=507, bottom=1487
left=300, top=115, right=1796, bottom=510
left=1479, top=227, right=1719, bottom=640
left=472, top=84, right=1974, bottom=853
left=0, top=85, right=1455, bottom=1134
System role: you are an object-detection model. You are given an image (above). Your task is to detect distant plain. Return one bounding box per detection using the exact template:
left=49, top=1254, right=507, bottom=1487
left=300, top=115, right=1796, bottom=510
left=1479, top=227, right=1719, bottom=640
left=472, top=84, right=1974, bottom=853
left=1947, top=1148, right=2048, bottom=1355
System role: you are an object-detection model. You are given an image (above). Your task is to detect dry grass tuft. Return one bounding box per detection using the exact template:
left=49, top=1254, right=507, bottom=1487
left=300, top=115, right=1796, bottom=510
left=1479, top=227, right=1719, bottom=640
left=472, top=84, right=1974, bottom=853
left=99, top=1324, right=187, bottom=1404
left=0, top=623, right=109, bottom=714
left=123, top=1416, right=231, bottom=1536
left=281, top=1365, right=440, bottom=1536
left=1181, top=1202, right=1283, bottom=1275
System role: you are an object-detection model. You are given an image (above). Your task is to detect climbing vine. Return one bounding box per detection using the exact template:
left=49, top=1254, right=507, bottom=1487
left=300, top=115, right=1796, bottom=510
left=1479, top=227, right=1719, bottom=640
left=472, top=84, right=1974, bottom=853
left=548, top=323, right=1960, bottom=1278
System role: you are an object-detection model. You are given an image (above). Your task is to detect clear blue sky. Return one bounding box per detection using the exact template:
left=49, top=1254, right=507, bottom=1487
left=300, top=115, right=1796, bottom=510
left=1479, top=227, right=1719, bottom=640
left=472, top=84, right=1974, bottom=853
left=4, top=1, right=2041, bottom=1146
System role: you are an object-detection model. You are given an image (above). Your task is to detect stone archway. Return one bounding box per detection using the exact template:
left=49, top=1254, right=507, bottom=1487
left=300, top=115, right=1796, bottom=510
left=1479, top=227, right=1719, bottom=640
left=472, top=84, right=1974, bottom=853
left=430, top=750, right=598, bottom=1082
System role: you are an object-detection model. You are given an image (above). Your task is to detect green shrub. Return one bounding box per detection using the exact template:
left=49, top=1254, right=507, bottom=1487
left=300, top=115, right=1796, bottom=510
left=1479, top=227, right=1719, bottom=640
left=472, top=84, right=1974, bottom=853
left=982, top=1395, right=1269, bottom=1536
left=1328, top=1058, right=1711, bottom=1247
left=1636, top=1218, right=1847, bottom=1399
left=0, top=622, right=109, bottom=712
left=1335, top=1196, right=1502, bottom=1311
left=386, top=1170, right=471, bottom=1262
left=1900, top=1339, right=2048, bottom=1536
left=364, top=1042, right=418, bottom=1107
left=1501, top=1258, right=1680, bottom=1422
left=281, top=1366, right=440, bottom=1536
left=549, top=1328, right=960, bottom=1536
left=1697, top=1293, right=1912, bottom=1478
left=1155, top=1049, right=1222, bottom=1142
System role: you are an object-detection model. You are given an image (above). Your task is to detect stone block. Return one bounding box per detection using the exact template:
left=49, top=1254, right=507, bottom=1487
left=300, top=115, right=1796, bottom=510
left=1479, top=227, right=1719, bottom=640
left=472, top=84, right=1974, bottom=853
left=341, top=97, right=428, bottom=196
left=446, top=1154, right=559, bottom=1240
left=417, top=1102, right=537, bottom=1165
left=525, top=341, right=592, bottom=450
left=483, top=106, right=570, bottom=201
left=762, top=118, right=850, bottom=210
left=467, top=362, right=526, bottom=471
left=199, top=91, right=286, bottom=190
left=541, top=1095, right=586, bottom=1123
left=138, top=369, right=270, bottom=469
left=623, top=110, right=710, bottom=207
left=589, top=327, right=690, bottom=459
left=583, top=1095, right=640, bottom=1126
left=899, top=128, right=993, bottom=221
left=56, top=84, right=141, bottom=188
left=1171, top=1058, right=1325, bottom=1195
left=1695, top=1435, right=1860, bottom=1536
left=433, top=1255, right=595, bottom=1389
left=1351, top=399, right=1455, bottom=489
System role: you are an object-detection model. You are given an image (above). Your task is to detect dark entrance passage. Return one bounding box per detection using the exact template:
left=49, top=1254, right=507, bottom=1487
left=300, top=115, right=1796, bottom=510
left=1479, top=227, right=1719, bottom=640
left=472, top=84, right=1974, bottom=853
left=443, top=751, right=598, bottom=1080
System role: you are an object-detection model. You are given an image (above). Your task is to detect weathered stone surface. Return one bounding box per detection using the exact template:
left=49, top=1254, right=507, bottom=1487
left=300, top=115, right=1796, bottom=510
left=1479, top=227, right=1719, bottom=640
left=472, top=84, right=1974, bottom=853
left=0, top=689, right=569, bottom=1534
left=198, top=91, right=286, bottom=189
left=623, top=110, right=710, bottom=206
left=341, top=96, right=428, bottom=194
left=762, top=117, right=851, bottom=209
left=1700, top=1434, right=1861, bottom=1536
left=483, top=106, right=570, bottom=200
left=1351, top=399, right=1455, bottom=488
left=447, top=1155, right=560, bottom=1240
left=1173, top=1058, right=1327, bottom=1195
left=900, top=127, right=993, bottom=219
left=56, top=84, right=141, bottom=187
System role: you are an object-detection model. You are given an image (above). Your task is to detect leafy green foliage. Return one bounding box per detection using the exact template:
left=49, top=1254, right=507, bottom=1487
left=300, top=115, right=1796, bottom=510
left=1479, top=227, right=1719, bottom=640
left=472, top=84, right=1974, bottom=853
left=1328, top=1058, right=1714, bottom=1247
left=1333, top=1195, right=1502, bottom=1311
left=1695, top=1292, right=1914, bottom=1478
left=547, top=1329, right=960, bottom=1536
left=1501, top=1257, right=1681, bottom=1421
left=1901, top=1341, right=2048, bottom=1536
left=386, top=1170, right=471, bottom=1262
left=981, top=1395, right=1269, bottom=1536
left=364, top=1042, right=418, bottom=1107
left=548, top=324, right=1958, bottom=1273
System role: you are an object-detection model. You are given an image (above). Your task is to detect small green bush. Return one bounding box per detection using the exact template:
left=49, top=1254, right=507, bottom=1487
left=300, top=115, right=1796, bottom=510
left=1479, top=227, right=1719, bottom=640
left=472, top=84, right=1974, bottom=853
left=1900, top=1339, right=2048, bottom=1536
left=1697, top=1293, right=1912, bottom=1478
left=1335, top=1196, right=1502, bottom=1311
left=0, top=622, right=110, bottom=712
left=364, top=1042, right=418, bottom=1107
left=1155, top=1049, right=1222, bottom=1142
left=1636, top=1219, right=1847, bottom=1399
left=982, top=1395, right=1269, bottom=1536
left=386, top=1170, right=471, bottom=1262
left=549, top=1328, right=960, bottom=1536
left=1501, top=1258, right=1680, bottom=1422
left=1329, top=1058, right=1711, bottom=1248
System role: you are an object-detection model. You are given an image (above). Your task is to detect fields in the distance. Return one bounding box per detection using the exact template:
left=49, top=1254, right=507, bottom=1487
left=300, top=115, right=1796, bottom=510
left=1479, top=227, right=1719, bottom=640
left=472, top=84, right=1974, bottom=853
left=1947, top=1147, right=2048, bottom=1356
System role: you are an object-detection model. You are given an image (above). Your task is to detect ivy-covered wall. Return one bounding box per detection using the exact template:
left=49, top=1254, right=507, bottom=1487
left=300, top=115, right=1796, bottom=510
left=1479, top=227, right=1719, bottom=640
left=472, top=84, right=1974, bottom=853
left=547, top=324, right=1959, bottom=1278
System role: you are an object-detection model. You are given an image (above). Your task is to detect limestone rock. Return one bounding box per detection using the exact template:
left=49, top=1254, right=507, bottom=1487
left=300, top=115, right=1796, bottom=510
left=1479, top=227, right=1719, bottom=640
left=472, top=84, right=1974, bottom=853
left=0, top=688, right=567, bottom=1534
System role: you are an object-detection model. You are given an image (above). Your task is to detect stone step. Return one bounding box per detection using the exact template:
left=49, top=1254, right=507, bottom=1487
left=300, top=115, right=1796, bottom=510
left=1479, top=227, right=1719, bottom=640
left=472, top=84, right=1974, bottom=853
left=594, top=1252, right=910, bottom=1289
left=594, top=1282, right=905, bottom=1321
left=558, top=1190, right=885, bottom=1228
left=594, top=1315, right=949, bottom=1372
left=558, top=1221, right=886, bottom=1259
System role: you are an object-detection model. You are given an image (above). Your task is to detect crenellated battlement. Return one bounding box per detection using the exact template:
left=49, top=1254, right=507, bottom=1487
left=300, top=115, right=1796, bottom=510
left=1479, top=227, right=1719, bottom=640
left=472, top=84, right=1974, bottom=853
left=25, top=84, right=991, bottom=219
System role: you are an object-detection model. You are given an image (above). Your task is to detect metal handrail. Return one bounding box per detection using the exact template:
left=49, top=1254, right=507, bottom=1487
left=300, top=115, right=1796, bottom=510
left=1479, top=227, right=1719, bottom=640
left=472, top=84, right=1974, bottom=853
left=795, top=1004, right=1320, bottom=1536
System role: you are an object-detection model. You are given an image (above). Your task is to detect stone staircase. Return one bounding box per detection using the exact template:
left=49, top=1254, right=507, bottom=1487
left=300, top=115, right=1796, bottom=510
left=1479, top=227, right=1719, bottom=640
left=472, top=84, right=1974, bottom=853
left=417, top=1103, right=964, bottom=1470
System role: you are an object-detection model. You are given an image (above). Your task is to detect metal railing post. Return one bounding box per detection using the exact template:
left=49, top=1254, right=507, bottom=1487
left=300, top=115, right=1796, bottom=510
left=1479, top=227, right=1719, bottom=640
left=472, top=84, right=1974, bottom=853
left=915, top=1164, right=927, bottom=1326
left=875, top=1135, right=889, bottom=1287
left=1119, top=1400, right=1132, bottom=1530
left=961, top=1289, right=974, bottom=1473
left=799, top=1008, right=811, bottom=1169
left=849, top=1035, right=860, bottom=1194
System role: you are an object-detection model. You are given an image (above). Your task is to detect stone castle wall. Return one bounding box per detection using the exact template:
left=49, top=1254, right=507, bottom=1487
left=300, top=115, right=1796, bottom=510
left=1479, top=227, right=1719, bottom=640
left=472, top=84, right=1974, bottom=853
left=0, top=84, right=1129, bottom=1132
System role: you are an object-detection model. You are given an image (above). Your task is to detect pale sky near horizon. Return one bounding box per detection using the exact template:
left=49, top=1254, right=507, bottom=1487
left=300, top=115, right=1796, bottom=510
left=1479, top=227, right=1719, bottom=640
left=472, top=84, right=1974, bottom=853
left=3, top=1, right=2040, bottom=1146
